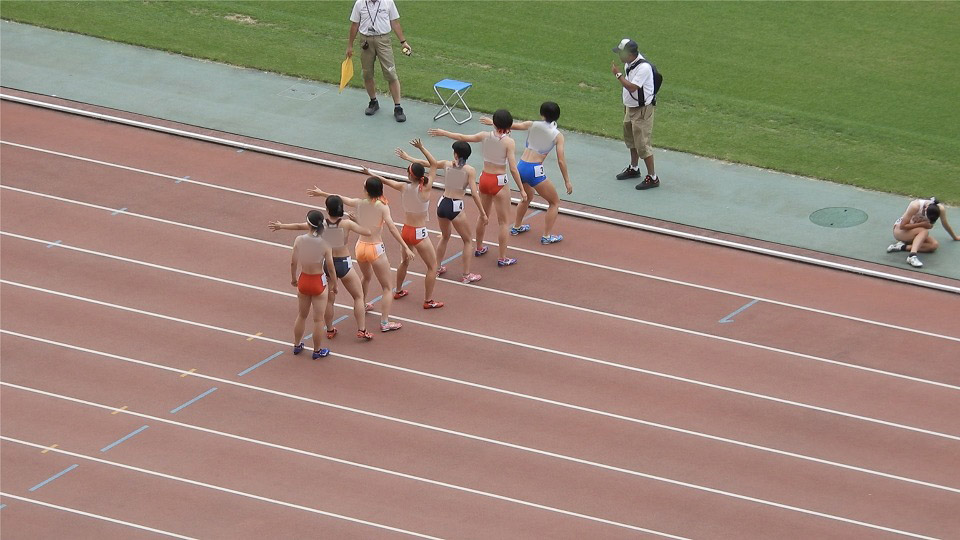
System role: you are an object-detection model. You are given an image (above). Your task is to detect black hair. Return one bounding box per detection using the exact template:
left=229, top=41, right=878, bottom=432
left=364, top=176, right=383, bottom=198
left=925, top=202, right=941, bottom=224
left=540, top=101, right=560, bottom=123
left=452, top=141, right=472, bottom=166
left=325, top=195, right=344, bottom=218
left=408, top=163, right=427, bottom=184
left=306, top=210, right=324, bottom=236
left=492, top=109, right=513, bottom=131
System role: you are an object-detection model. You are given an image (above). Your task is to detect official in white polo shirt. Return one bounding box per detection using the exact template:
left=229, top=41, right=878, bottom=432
left=611, top=38, right=660, bottom=190
left=346, top=0, right=410, bottom=122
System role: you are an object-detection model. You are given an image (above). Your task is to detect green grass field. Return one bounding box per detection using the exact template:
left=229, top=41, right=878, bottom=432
left=2, top=1, right=958, bottom=203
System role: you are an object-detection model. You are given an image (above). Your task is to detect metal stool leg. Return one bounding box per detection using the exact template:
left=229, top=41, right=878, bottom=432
left=433, top=87, right=473, bottom=125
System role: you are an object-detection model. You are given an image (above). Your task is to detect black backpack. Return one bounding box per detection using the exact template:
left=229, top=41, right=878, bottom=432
left=629, top=58, right=663, bottom=105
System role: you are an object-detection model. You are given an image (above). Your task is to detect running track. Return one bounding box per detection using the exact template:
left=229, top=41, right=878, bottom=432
left=1, top=97, right=959, bottom=539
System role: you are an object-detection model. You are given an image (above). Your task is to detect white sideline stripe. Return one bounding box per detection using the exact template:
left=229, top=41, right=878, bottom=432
left=0, top=336, right=943, bottom=540
left=3, top=185, right=957, bottom=392
left=0, top=492, right=197, bottom=539
left=0, top=438, right=442, bottom=540
left=2, top=92, right=958, bottom=295
left=3, top=137, right=958, bottom=342
left=0, top=382, right=688, bottom=539
left=5, top=230, right=960, bottom=493
left=6, top=281, right=960, bottom=443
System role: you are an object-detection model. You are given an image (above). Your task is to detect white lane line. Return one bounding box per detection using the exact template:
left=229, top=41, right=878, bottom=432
left=0, top=492, right=197, bottom=539
left=0, top=387, right=939, bottom=539
left=1, top=438, right=443, bottom=540
left=1, top=382, right=689, bottom=539
left=5, top=231, right=960, bottom=491
left=2, top=139, right=957, bottom=341
left=5, top=277, right=960, bottom=443
left=1, top=99, right=957, bottom=296
left=3, top=185, right=956, bottom=392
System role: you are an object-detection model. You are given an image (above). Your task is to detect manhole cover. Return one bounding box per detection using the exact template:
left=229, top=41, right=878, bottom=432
left=809, top=207, right=868, bottom=228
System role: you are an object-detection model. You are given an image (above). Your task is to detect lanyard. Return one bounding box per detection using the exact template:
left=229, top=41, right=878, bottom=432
left=363, top=0, right=382, bottom=33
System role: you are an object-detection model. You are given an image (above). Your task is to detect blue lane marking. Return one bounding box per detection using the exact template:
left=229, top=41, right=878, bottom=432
left=100, top=425, right=149, bottom=452
left=110, top=207, right=127, bottom=216
left=176, top=175, right=189, bottom=184
left=441, top=252, right=463, bottom=266
left=332, top=315, right=349, bottom=326
left=237, top=351, right=283, bottom=377
left=719, top=299, right=760, bottom=324
left=29, top=464, right=79, bottom=492
left=523, top=209, right=543, bottom=221
left=45, top=240, right=62, bottom=248
left=170, top=387, right=217, bottom=413
left=0, top=503, right=7, bottom=510
left=236, top=149, right=244, bottom=153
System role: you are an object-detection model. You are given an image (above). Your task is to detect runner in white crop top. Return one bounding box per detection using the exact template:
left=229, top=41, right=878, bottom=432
left=887, top=197, right=957, bottom=268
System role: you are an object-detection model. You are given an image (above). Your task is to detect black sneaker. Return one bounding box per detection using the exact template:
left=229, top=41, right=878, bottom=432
left=635, top=175, right=660, bottom=190
left=365, top=99, right=380, bottom=116
left=394, top=105, right=406, bottom=123
left=616, top=166, right=642, bottom=180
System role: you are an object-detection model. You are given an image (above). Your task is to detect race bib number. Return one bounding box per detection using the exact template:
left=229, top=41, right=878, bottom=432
left=375, top=243, right=386, bottom=257
left=452, top=199, right=464, bottom=213
left=533, top=165, right=545, bottom=178
left=497, top=174, right=508, bottom=186
left=415, top=227, right=428, bottom=240
left=321, top=274, right=328, bottom=287
left=346, top=257, right=353, bottom=269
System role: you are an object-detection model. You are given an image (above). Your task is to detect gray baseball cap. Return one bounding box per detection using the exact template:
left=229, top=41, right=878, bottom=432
left=613, top=38, right=639, bottom=54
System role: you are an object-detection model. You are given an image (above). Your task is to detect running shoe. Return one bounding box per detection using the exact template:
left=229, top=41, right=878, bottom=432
left=437, top=265, right=448, bottom=275
left=423, top=300, right=444, bottom=309
left=475, top=246, right=489, bottom=257
left=380, top=321, right=403, bottom=332
left=635, top=175, right=660, bottom=190
left=365, top=99, right=379, bottom=116
left=357, top=329, right=374, bottom=340
left=365, top=302, right=375, bottom=312
left=906, top=255, right=923, bottom=268
left=326, top=328, right=338, bottom=339
left=616, top=166, right=642, bottom=180
left=887, top=241, right=906, bottom=253
left=393, top=289, right=409, bottom=299
left=497, top=257, right=518, bottom=267
left=293, top=342, right=305, bottom=355
left=541, top=234, right=563, bottom=245
left=312, top=349, right=331, bottom=359
left=510, top=224, right=531, bottom=236
left=461, top=273, right=482, bottom=284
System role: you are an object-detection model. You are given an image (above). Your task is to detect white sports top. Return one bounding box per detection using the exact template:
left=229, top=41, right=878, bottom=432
left=443, top=164, right=469, bottom=198
left=402, top=182, right=429, bottom=217
left=525, top=121, right=559, bottom=156
left=481, top=131, right=508, bottom=166
left=296, top=233, right=328, bottom=265
left=323, top=218, right=346, bottom=249
left=895, top=198, right=934, bottom=226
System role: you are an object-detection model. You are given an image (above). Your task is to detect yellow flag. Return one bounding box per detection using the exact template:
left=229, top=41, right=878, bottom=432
left=339, top=58, right=354, bottom=93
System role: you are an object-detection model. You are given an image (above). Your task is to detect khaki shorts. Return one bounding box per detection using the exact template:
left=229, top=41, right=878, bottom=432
left=360, top=34, right=398, bottom=82
left=623, top=105, right=655, bottom=159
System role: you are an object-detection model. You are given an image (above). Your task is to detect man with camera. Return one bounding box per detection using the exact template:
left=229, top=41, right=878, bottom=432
left=347, top=0, right=410, bottom=122
left=612, top=38, right=661, bottom=190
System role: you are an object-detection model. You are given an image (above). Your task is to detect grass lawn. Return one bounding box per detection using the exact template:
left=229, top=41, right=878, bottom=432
left=2, top=1, right=958, bottom=203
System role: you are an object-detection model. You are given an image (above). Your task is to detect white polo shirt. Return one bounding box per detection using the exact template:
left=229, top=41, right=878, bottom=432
left=350, top=0, right=400, bottom=37
left=622, top=54, right=655, bottom=107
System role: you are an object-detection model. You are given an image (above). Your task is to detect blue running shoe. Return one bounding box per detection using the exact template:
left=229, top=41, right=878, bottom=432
left=497, top=257, right=518, bottom=267
left=541, top=234, right=563, bottom=245
left=293, top=342, right=305, bottom=355
left=474, top=246, right=488, bottom=257
left=312, top=349, right=330, bottom=359
left=510, top=224, right=530, bottom=236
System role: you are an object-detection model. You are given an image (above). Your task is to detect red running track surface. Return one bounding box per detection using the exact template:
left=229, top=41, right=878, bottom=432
left=1, top=97, right=959, bottom=539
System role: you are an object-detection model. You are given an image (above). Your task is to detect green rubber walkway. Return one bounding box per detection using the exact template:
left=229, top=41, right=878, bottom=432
left=2, top=21, right=957, bottom=279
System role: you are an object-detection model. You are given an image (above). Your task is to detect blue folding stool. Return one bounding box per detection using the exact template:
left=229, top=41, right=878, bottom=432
left=433, top=79, right=473, bottom=125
